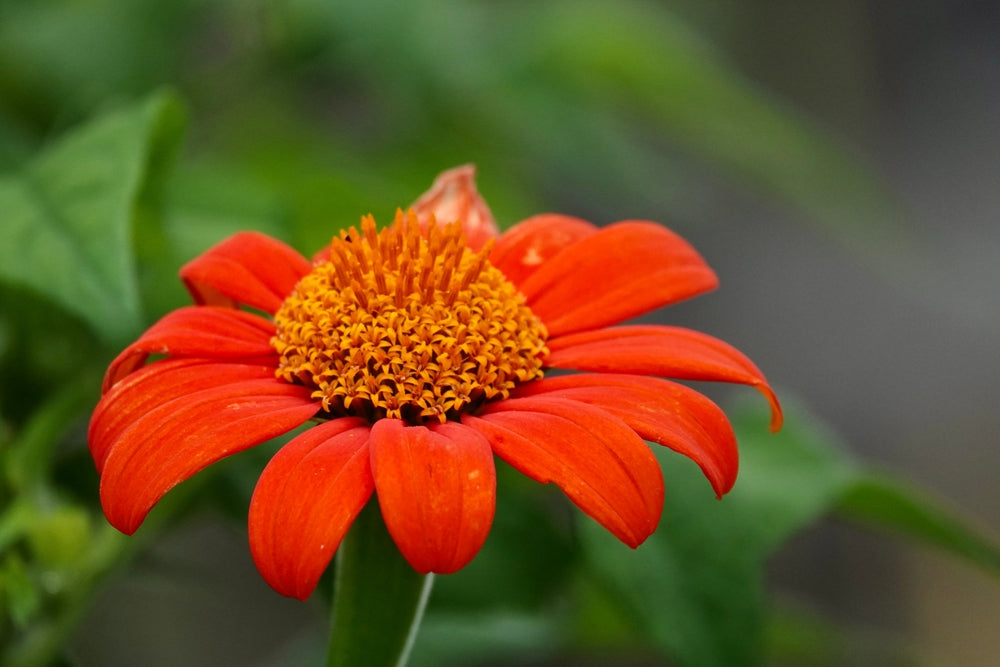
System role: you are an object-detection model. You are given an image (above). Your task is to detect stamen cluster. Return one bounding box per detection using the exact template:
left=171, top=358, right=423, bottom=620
left=272, top=212, right=548, bottom=423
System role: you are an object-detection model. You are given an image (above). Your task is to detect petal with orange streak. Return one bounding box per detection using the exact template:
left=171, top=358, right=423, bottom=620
left=98, top=379, right=317, bottom=535
left=179, top=231, right=311, bottom=313
left=90, top=360, right=285, bottom=473
left=511, top=373, right=738, bottom=496
left=248, top=418, right=373, bottom=600
left=546, top=325, right=783, bottom=432
left=369, top=419, right=496, bottom=574
left=518, top=221, right=718, bottom=337
left=102, top=306, right=277, bottom=392
left=464, top=396, right=663, bottom=548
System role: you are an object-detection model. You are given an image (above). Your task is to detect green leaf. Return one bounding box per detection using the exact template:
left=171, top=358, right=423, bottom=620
left=578, top=405, right=824, bottom=666
left=580, top=400, right=1000, bottom=666
left=0, top=91, right=186, bottom=346
left=836, top=471, right=1000, bottom=576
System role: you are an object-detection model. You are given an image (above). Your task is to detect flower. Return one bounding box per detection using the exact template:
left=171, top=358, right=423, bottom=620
left=89, top=165, right=782, bottom=600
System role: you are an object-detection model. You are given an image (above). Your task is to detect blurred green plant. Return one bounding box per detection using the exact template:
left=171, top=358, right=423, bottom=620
left=0, top=93, right=183, bottom=347
left=0, top=0, right=915, bottom=256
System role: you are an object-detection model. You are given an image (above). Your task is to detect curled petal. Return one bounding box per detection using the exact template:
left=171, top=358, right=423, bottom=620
left=370, top=419, right=496, bottom=574
left=102, top=306, right=277, bottom=392
left=490, top=214, right=598, bottom=288
left=463, top=396, right=663, bottom=548
left=511, top=374, right=738, bottom=496
left=518, top=221, right=718, bottom=337
left=547, top=325, right=783, bottom=432
left=249, top=418, right=373, bottom=600
left=411, top=165, right=499, bottom=251
left=89, top=360, right=281, bottom=473
left=180, top=231, right=311, bottom=313
left=98, top=379, right=317, bottom=534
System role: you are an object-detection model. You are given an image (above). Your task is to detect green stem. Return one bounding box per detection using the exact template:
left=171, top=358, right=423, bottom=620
left=326, top=500, right=434, bottom=667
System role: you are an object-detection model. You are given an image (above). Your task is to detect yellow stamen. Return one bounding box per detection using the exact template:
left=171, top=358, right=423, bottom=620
left=272, top=210, right=548, bottom=423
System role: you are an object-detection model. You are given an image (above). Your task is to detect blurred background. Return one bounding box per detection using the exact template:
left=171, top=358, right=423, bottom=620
left=1, top=0, right=998, bottom=665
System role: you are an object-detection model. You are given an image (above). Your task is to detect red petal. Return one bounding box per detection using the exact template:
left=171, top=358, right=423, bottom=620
left=489, top=214, right=598, bottom=288
left=511, top=374, right=738, bottom=496
left=102, top=306, right=277, bottom=392
left=463, top=396, right=663, bottom=547
left=546, top=325, right=783, bottom=432
left=369, top=419, right=496, bottom=574
left=179, top=232, right=311, bottom=313
left=411, top=165, right=499, bottom=251
left=90, top=360, right=284, bottom=473
left=98, top=378, right=317, bottom=534
left=517, top=221, right=718, bottom=337
left=248, top=418, right=373, bottom=600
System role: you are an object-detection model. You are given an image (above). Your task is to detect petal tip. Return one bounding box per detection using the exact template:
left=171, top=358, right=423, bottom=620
left=757, top=384, right=784, bottom=433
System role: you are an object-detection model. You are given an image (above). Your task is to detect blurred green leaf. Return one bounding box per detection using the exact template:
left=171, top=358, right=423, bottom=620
left=0, top=502, right=33, bottom=557
left=287, top=0, right=911, bottom=261
left=0, top=283, right=103, bottom=428
left=0, top=116, right=34, bottom=171
left=201, top=95, right=418, bottom=251
left=0, top=0, right=915, bottom=264
left=163, top=165, right=289, bottom=257
left=0, top=554, right=39, bottom=629
left=0, top=92, right=186, bottom=346
left=524, top=0, right=910, bottom=257
left=579, top=403, right=846, bottom=666
left=580, top=400, right=1000, bottom=666
left=0, top=1, right=194, bottom=124
left=25, top=507, right=91, bottom=571
left=836, top=471, right=1000, bottom=576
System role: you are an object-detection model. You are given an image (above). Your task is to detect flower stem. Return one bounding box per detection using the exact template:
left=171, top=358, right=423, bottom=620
left=326, top=499, right=434, bottom=667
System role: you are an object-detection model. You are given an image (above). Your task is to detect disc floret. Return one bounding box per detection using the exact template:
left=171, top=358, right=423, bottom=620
left=272, top=211, right=548, bottom=423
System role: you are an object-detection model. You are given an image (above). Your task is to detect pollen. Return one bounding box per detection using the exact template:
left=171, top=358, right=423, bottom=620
left=271, top=211, right=548, bottom=423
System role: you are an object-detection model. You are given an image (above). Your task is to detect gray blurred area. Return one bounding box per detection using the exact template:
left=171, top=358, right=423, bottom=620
left=682, top=2, right=1000, bottom=664
left=69, top=1, right=1000, bottom=665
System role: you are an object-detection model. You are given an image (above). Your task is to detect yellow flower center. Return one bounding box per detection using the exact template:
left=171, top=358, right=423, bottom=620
left=271, top=211, right=548, bottom=423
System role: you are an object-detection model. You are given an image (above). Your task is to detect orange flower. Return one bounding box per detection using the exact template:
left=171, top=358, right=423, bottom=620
left=89, top=166, right=781, bottom=600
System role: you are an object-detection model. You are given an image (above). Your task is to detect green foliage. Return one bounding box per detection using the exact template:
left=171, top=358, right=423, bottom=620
left=837, top=471, right=1000, bottom=576
left=1, top=554, right=39, bottom=629
left=578, top=401, right=1000, bottom=666
left=0, top=91, right=198, bottom=666
left=0, top=92, right=185, bottom=347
